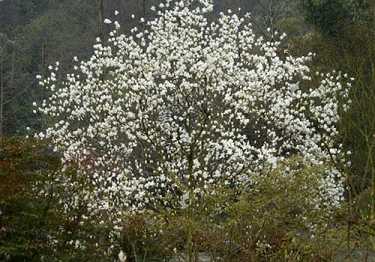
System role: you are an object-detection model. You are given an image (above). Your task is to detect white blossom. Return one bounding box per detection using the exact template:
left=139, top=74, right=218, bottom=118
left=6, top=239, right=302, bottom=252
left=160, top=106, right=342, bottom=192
left=118, top=250, right=127, bottom=262
left=35, top=0, right=351, bottom=217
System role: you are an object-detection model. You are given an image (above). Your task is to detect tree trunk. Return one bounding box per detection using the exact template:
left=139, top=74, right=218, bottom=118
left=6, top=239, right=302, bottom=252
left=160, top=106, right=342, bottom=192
left=10, top=47, right=15, bottom=127
left=97, top=0, right=104, bottom=38
left=11, top=48, right=15, bottom=88
left=143, top=0, right=146, bottom=18
left=0, top=56, right=4, bottom=137
left=41, top=41, right=45, bottom=68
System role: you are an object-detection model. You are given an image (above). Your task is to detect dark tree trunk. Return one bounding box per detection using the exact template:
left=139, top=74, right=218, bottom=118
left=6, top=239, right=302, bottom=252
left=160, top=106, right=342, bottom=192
left=0, top=56, right=4, bottom=137
left=98, top=0, right=104, bottom=38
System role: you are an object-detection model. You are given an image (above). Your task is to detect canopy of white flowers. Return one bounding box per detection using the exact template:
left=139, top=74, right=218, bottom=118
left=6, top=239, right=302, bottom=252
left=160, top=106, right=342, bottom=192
left=35, top=0, right=351, bottom=215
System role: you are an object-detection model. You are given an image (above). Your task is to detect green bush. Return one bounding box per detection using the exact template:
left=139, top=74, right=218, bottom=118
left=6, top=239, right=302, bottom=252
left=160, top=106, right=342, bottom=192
left=1, top=139, right=373, bottom=261
left=0, top=137, right=60, bottom=261
left=111, top=158, right=351, bottom=261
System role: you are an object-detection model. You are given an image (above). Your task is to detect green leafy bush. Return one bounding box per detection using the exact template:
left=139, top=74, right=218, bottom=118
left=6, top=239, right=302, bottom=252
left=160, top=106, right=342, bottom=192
left=0, top=137, right=60, bottom=261
left=110, top=158, right=350, bottom=261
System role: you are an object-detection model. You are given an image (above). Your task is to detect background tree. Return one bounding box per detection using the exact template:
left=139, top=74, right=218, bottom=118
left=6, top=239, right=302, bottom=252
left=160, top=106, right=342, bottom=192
left=301, top=0, right=371, bottom=37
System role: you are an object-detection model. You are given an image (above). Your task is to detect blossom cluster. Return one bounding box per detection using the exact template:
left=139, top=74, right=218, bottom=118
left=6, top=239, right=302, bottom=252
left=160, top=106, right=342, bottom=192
left=35, top=0, right=351, bottom=216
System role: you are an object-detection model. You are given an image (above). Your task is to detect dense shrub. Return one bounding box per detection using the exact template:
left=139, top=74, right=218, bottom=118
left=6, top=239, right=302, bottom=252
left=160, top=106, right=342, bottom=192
left=0, top=139, right=374, bottom=261
left=0, top=137, right=60, bottom=261
left=112, top=158, right=351, bottom=261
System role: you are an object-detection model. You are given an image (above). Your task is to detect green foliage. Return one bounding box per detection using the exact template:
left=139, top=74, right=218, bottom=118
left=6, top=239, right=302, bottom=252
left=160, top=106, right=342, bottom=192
left=286, top=19, right=375, bottom=257
left=290, top=22, right=375, bottom=198
left=0, top=140, right=374, bottom=261
left=301, top=0, right=371, bottom=37
left=220, top=159, right=342, bottom=261
left=112, top=159, right=353, bottom=261
left=0, top=137, right=60, bottom=261
left=0, top=138, right=120, bottom=261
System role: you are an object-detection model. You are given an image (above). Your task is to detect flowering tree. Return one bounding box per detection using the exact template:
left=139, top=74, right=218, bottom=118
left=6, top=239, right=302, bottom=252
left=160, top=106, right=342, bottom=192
left=35, top=0, right=350, bottom=216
